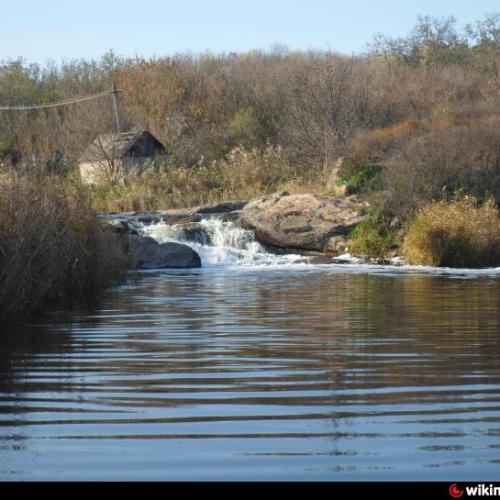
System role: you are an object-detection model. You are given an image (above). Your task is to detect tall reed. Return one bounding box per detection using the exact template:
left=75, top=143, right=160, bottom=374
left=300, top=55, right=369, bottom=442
left=0, top=170, right=128, bottom=322
left=403, top=198, right=500, bottom=268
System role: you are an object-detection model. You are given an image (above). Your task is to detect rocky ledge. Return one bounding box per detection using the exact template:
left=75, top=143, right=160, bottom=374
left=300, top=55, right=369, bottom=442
left=101, top=193, right=366, bottom=261
left=239, top=192, right=366, bottom=253
left=109, top=200, right=248, bottom=226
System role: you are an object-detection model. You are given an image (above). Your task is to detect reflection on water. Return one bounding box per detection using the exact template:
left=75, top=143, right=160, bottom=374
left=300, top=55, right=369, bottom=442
left=1, top=267, right=500, bottom=480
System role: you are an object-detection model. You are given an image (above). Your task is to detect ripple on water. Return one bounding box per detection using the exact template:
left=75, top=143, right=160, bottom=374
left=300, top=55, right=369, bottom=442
left=1, top=262, right=500, bottom=480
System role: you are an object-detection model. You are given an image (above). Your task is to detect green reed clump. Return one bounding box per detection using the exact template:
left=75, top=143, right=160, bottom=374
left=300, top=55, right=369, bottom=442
left=0, top=170, right=128, bottom=322
left=403, top=198, right=500, bottom=267
left=348, top=217, right=396, bottom=259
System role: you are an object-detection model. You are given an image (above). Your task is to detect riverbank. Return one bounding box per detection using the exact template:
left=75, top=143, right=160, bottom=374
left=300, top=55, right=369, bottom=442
left=4, top=172, right=500, bottom=325
left=0, top=172, right=129, bottom=323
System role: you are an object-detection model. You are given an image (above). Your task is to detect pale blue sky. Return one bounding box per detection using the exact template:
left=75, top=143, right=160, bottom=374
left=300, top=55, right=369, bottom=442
left=1, top=0, right=498, bottom=63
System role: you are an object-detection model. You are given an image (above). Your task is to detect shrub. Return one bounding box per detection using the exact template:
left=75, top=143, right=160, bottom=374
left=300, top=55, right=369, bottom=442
left=336, top=163, right=383, bottom=192
left=0, top=171, right=128, bottom=322
left=228, top=108, right=264, bottom=148
left=348, top=216, right=396, bottom=259
left=403, top=198, right=500, bottom=267
left=382, top=114, right=500, bottom=222
left=350, top=119, right=425, bottom=165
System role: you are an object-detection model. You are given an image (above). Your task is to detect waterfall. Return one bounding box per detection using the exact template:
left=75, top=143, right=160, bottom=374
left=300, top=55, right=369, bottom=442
left=140, top=218, right=309, bottom=267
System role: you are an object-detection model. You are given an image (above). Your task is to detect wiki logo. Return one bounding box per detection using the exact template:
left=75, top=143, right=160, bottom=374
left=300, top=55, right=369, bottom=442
left=450, top=483, right=500, bottom=497
left=450, top=484, right=464, bottom=498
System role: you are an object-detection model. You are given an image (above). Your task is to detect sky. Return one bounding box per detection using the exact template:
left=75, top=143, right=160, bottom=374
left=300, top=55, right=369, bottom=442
left=0, top=0, right=498, bottom=64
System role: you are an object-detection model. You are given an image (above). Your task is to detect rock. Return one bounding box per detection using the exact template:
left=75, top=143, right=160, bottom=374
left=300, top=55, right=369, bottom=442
left=159, top=209, right=198, bottom=225
left=175, top=223, right=211, bottom=245
left=196, top=200, right=248, bottom=214
left=240, top=192, right=366, bottom=253
left=190, top=211, right=243, bottom=223
left=100, top=218, right=139, bottom=235
left=332, top=183, right=357, bottom=198
left=324, top=235, right=349, bottom=254
left=325, top=157, right=345, bottom=192
left=128, top=235, right=201, bottom=269
left=136, top=212, right=162, bottom=224
left=326, top=158, right=360, bottom=197
left=104, top=202, right=248, bottom=228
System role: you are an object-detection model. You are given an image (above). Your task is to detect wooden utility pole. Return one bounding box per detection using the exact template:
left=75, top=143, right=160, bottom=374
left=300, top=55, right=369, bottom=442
left=111, top=84, right=122, bottom=134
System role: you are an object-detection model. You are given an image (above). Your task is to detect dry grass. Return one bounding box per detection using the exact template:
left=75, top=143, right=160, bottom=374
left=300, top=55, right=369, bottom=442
left=403, top=198, right=500, bottom=267
left=90, top=145, right=324, bottom=212
left=0, top=170, right=128, bottom=322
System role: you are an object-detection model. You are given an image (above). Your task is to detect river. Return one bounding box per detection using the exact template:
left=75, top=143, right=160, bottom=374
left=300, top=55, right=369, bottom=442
left=1, top=218, right=500, bottom=480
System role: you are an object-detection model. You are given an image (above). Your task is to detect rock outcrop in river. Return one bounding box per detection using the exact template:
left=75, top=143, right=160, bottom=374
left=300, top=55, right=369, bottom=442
left=102, top=192, right=366, bottom=260
left=102, top=220, right=202, bottom=269
left=128, top=235, right=202, bottom=269
left=239, top=192, right=366, bottom=253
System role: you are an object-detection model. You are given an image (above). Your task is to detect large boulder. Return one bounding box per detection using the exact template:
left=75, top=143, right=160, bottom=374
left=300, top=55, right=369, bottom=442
left=128, top=235, right=201, bottom=269
left=240, top=192, right=366, bottom=253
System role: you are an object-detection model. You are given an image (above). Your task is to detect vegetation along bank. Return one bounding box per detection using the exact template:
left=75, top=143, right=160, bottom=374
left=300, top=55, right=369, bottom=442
left=1, top=14, right=499, bottom=321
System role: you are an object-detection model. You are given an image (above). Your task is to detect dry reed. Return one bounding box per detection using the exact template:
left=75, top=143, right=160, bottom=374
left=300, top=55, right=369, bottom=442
left=0, top=170, right=128, bottom=322
left=403, top=198, right=500, bottom=267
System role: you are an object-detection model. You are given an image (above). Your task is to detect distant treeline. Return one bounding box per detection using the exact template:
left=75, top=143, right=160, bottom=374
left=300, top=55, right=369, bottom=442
left=0, top=14, right=499, bottom=221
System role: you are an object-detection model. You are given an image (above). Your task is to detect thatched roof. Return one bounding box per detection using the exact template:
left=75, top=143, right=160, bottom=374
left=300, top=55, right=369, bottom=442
left=79, top=129, right=164, bottom=163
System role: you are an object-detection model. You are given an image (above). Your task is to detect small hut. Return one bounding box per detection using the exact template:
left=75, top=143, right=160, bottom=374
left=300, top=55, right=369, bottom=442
left=79, top=128, right=165, bottom=184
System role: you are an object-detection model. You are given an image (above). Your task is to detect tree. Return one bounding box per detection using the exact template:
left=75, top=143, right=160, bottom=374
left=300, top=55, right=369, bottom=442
left=369, top=15, right=469, bottom=67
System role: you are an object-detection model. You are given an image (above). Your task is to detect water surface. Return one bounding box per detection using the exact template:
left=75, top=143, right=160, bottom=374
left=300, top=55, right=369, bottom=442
left=1, top=220, right=500, bottom=480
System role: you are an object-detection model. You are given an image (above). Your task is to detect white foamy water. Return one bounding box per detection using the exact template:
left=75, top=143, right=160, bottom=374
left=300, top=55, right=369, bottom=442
left=141, top=218, right=309, bottom=267
left=137, top=217, right=500, bottom=278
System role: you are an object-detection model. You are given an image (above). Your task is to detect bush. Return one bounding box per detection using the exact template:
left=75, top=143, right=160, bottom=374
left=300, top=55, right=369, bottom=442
left=382, top=114, right=500, bottom=222
left=402, top=198, right=500, bottom=267
left=337, top=163, right=383, bottom=192
left=350, top=119, right=424, bottom=165
left=0, top=171, right=128, bottom=322
left=348, top=216, right=396, bottom=259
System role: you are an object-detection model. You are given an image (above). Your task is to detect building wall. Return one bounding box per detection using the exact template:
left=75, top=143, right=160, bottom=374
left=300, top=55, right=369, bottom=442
left=79, top=157, right=156, bottom=184
left=79, top=160, right=124, bottom=185
left=79, top=134, right=165, bottom=184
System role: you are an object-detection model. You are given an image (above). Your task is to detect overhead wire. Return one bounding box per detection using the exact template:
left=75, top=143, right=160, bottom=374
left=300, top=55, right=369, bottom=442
left=0, top=91, right=110, bottom=111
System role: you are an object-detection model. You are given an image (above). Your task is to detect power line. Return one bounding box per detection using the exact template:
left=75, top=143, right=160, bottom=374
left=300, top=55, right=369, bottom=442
left=0, top=91, right=111, bottom=111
